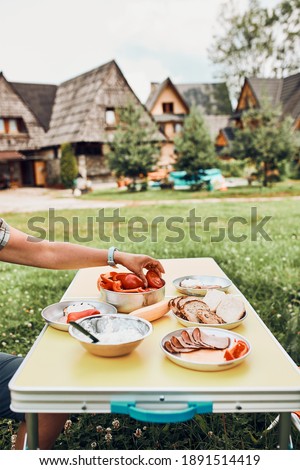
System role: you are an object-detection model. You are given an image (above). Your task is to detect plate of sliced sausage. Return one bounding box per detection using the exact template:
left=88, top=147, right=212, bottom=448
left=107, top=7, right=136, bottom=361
left=161, top=327, right=251, bottom=371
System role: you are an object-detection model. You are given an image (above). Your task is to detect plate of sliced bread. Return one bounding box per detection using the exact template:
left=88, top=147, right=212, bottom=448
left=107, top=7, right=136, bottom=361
left=168, top=289, right=247, bottom=330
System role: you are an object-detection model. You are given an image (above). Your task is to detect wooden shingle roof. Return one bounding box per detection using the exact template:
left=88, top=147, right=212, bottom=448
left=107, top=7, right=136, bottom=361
left=176, top=82, right=232, bottom=115
left=145, top=78, right=190, bottom=113
left=245, top=73, right=300, bottom=120
left=0, top=72, right=46, bottom=151
left=46, top=60, right=163, bottom=146
left=11, top=82, right=57, bottom=131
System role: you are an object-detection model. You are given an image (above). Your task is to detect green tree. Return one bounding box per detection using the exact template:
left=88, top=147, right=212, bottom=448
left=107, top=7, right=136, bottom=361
left=209, top=0, right=300, bottom=100
left=228, top=102, right=298, bottom=186
left=108, top=103, right=159, bottom=191
left=174, top=107, right=216, bottom=184
left=60, top=143, right=78, bottom=189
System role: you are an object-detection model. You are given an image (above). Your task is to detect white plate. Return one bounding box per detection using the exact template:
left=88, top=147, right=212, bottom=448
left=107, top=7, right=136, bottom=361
left=173, top=275, right=232, bottom=296
left=170, top=304, right=247, bottom=330
left=41, top=300, right=117, bottom=332
left=161, top=327, right=251, bottom=372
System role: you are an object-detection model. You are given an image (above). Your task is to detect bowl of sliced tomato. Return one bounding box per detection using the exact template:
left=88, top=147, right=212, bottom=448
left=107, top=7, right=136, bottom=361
left=97, top=270, right=165, bottom=313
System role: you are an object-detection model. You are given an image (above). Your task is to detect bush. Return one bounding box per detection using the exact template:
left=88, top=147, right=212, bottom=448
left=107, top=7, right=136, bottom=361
left=217, top=159, right=246, bottom=177
left=60, top=143, right=78, bottom=189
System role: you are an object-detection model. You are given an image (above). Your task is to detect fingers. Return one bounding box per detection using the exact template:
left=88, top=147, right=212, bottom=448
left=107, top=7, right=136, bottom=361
left=139, top=271, right=148, bottom=287
left=144, top=259, right=165, bottom=276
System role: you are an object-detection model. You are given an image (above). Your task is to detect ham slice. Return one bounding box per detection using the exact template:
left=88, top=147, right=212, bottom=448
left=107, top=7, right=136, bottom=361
left=163, top=328, right=230, bottom=354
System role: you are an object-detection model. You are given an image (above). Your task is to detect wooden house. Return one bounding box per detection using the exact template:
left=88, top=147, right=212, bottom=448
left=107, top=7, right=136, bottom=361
left=0, top=73, right=56, bottom=187
left=216, top=73, right=300, bottom=153
left=145, top=77, right=232, bottom=169
left=45, top=60, right=163, bottom=182
left=1, top=60, right=163, bottom=187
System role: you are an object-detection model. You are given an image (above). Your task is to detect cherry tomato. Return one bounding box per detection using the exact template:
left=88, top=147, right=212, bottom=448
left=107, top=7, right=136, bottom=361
left=121, top=274, right=144, bottom=290
left=146, top=270, right=165, bottom=289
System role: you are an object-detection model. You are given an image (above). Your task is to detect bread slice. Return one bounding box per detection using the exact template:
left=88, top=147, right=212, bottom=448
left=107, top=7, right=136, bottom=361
left=177, top=296, right=200, bottom=312
left=197, top=311, right=224, bottom=324
left=203, top=289, right=226, bottom=312
left=182, top=299, right=210, bottom=323
left=216, top=295, right=245, bottom=323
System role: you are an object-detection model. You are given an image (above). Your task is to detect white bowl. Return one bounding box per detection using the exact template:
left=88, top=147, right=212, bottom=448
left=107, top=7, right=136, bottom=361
left=173, top=275, right=232, bottom=296
left=41, top=300, right=117, bottom=332
left=69, top=314, right=152, bottom=357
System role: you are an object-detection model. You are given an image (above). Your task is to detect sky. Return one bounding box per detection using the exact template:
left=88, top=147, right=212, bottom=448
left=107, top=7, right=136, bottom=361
left=0, top=0, right=279, bottom=103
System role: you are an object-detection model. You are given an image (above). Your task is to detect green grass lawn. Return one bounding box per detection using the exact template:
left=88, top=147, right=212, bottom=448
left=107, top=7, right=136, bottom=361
left=0, top=199, right=299, bottom=450
left=81, top=179, right=300, bottom=201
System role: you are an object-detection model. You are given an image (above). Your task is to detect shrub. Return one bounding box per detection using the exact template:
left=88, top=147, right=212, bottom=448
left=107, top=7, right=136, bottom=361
left=60, top=143, right=78, bottom=189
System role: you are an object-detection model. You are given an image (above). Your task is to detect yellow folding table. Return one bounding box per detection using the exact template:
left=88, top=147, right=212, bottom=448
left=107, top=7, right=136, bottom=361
left=9, top=258, right=300, bottom=449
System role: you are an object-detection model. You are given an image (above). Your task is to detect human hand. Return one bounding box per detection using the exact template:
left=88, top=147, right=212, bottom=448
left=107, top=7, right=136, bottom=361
left=114, top=252, right=165, bottom=286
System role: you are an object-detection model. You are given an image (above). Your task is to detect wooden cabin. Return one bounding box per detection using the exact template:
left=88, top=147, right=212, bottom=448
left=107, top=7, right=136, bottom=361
left=45, top=60, right=163, bottom=183
left=0, top=73, right=56, bottom=187
left=145, top=78, right=232, bottom=169
left=216, top=73, right=300, bottom=154
left=0, top=60, right=163, bottom=187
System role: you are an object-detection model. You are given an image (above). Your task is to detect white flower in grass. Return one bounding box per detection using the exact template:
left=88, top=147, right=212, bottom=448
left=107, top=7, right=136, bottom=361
left=91, top=441, right=97, bottom=448
left=134, top=428, right=142, bottom=438
left=104, top=433, right=112, bottom=442
left=96, top=425, right=103, bottom=433
left=112, top=418, right=120, bottom=429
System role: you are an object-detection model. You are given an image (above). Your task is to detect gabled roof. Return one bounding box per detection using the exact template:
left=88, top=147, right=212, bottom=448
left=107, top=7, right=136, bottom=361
left=176, top=82, right=232, bottom=115
left=146, top=79, right=232, bottom=116
left=11, top=82, right=57, bottom=131
left=246, top=77, right=283, bottom=108
left=0, top=72, right=46, bottom=151
left=145, top=77, right=189, bottom=113
left=240, top=73, right=300, bottom=121
left=46, top=60, right=164, bottom=146
left=281, top=73, right=300, bottom=120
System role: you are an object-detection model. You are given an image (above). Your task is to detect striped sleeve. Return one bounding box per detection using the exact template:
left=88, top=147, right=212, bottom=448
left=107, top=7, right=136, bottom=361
left=0, top=218, right=10, bottom=250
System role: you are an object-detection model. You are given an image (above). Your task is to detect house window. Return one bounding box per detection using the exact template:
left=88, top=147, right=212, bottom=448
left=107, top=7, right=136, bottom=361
left=0, top=117, right=26, bottom=134
left=174, top=123, right=183, bottom=133
left=8, top=119, right=18, bottom=133
left=105, top=108, right=116, bottom=125
left=162, top=102, right=174, bottom=114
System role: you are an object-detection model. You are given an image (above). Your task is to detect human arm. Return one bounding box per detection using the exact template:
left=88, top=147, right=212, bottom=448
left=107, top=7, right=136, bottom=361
left=0, top=225, right=164, bottom=285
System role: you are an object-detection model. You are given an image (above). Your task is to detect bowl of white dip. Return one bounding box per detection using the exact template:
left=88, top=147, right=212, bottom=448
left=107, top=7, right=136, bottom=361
left=68, top=314, right=152, bottom=357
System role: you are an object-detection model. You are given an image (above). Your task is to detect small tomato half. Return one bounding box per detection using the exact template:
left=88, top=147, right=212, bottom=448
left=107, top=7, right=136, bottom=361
left=146, top=270, right=165, bottom=289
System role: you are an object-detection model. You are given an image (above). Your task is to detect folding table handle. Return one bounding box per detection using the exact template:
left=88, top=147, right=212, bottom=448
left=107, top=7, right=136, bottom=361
left=111, top=401, right=212, bottom=423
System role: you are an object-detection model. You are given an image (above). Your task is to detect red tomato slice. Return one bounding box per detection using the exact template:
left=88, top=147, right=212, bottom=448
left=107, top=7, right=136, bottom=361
left=224, top=340, right=248, bottom=361
left=146, top=270, right=165, bottom=289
